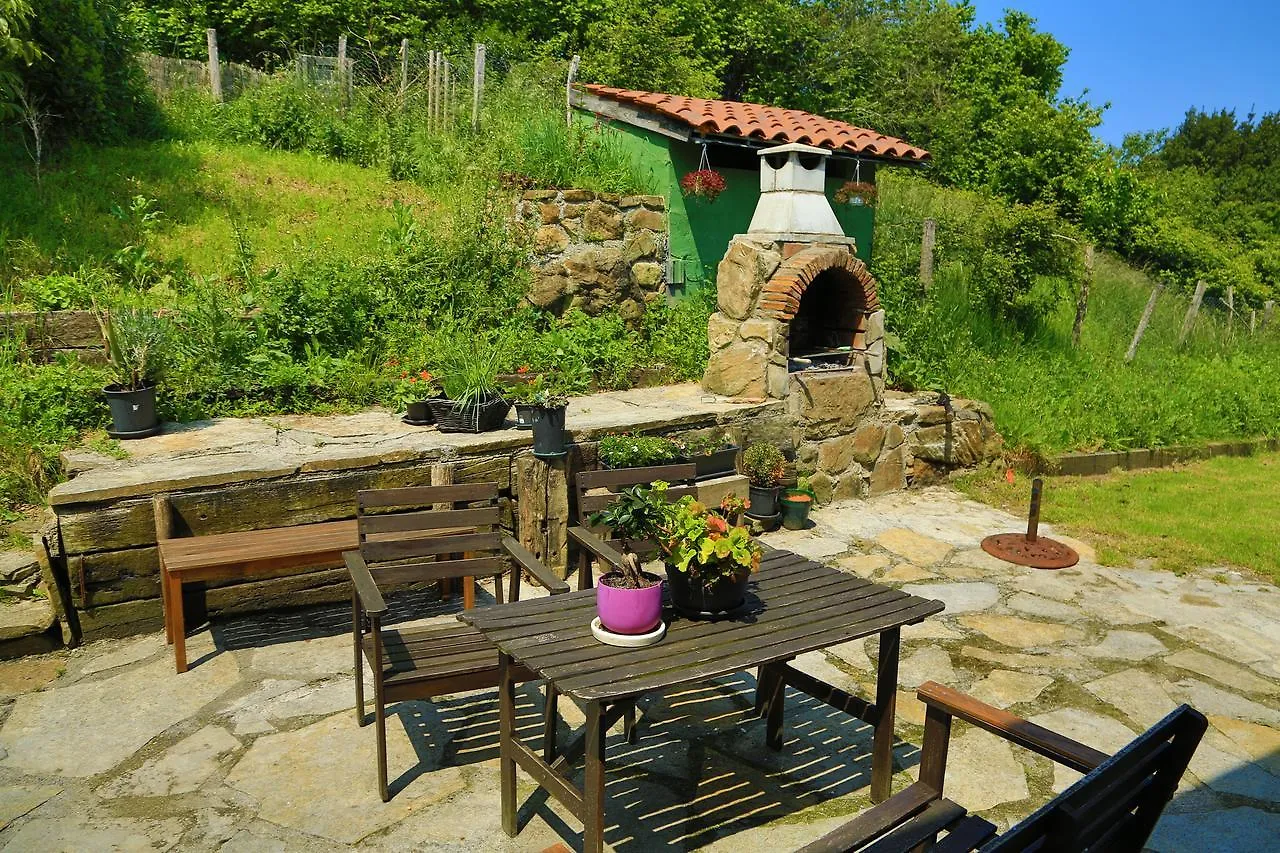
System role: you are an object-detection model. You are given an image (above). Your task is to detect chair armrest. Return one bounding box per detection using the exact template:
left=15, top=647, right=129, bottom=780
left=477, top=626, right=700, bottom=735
left=568, top=526, right=628, bottom=570
left=502, top=535, right=570, bottom=595
left=918, top=681, right=1108, bottom=773
left=344, top=550, right=387, bottom=616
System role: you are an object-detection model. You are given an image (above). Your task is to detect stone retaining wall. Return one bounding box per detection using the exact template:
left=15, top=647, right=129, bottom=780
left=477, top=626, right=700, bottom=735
left=0, top=310, right=102, bottom=361
left=517, top=189, right=667, bottom=322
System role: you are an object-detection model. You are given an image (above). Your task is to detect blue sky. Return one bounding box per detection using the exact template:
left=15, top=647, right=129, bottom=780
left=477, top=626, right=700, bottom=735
left=972, top=1, right=1280, bottom=144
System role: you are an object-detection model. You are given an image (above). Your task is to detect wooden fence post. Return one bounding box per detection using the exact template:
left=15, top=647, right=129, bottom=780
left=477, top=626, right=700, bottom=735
left=399, top=39, right=409, bottom=97
left=566, top=54, right=580, bottom=127
left=427, top=50, right=437, bottom=131
left=1072, top=244, right=1095, bottom=348
left=206, top=29, right=222, bottom=103
left=1226, top=286, right=1235, bottom=336
left=1264, top=300, right=1276, bottom=332
left=1251, top=309, right=1258, bottom=335
left=471, top=42, right=485, bottom=131
left=336, top=35, right=349, bottom=111
left=919, top=218, right=936, bottom=293
left=444, top=58, right=452, bottom=128
left=1125, top=283, right=1163, bottom=363
left=1177, top=280, right=1207, bottom=347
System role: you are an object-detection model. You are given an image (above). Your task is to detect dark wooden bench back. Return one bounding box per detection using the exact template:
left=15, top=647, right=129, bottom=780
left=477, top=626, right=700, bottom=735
left=356, top=483, right=508, bottom=590
left=575, top=463, right=698, bottom=555
left=989, top=704, right=1207, bottom=852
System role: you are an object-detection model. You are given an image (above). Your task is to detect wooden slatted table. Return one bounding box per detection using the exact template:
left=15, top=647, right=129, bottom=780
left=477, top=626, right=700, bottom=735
left=461, top=549, right=945, bottom=853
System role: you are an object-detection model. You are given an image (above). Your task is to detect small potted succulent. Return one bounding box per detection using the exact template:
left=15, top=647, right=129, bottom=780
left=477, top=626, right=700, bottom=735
left=678, top=432, right=740, bottom=480
left=741, top=442, right=787, bottom=519
left=597, top=433, right=684, bottom=470
left=780, top=475, right=816, bottom=530
left=97, top=307, right=170, bottom=438
left=587, top=484, right=667, bottom=640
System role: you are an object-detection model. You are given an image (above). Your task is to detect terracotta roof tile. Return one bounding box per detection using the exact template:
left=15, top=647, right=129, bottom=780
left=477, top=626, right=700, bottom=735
left=581, top=85, right=929, bottom=163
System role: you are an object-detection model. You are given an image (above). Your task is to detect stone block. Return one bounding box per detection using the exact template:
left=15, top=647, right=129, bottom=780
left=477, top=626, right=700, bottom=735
left=787, top=370, right=878, bottom=438
left=630, top=262, right=663, bottom=288
left=532, top=225, right=569, bottom=253
left=562, top=189, right=594, bottom=203
left=715, top=239, right=780, bottom=321
left=707, top=313, right=737, bottom=350
left=833, top=469, right=868, bottom=500
left=702, top=342, right=769, bottom=398
left=911, top=419, right=1000, bottom=466
left=523, top=189, right=557, bottom=200
left=807, top=471, right=834, bottom=504
left=626, top=208, right=665, bottom=232
left=695, top=474, right=750, bottom=509
left=765, top=364, right=788, bottom=400
left=618, top=195, right=645, bottom=208
left=817, top=434, right=859, bottom=474
left=537, top=203, right=560, bottom=224
left=529, top=270, right=572, bottom=309
left=737, top=318, right=776, bottom=344
left=583, top=201, right=624, bottom=241
left=850, top=423, right=886, bottom=466
left=622, top=230, right=660, bottom=263
left=561, top=203, right=586, bottom=219
left=864, top=309, right=885, bottom=343
left=639, top=195, right=665, bottom=209
left=869, top=444, right=906, bottom=495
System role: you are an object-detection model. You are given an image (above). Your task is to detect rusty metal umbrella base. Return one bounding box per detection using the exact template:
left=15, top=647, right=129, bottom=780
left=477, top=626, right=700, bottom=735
left=981, top=477, right=1079, bottom=570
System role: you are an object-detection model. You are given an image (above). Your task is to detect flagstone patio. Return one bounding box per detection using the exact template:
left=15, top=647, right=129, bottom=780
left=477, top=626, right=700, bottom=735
left=0, top=486, right=1275, bottom=850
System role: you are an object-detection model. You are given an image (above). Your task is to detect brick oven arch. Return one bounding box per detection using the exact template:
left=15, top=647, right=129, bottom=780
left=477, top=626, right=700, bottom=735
left=757, top=246, right=881, bottom=323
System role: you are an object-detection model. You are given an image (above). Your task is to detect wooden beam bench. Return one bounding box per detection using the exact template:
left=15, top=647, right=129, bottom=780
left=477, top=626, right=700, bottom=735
left=153, top=495, right=360, bottom=673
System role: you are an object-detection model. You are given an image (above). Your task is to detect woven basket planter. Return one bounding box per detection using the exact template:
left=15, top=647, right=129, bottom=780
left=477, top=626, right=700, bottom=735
left=427, top=394, right=511, bottom=433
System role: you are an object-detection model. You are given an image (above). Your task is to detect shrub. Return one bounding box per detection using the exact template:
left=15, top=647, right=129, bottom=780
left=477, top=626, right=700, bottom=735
left=598, top=433, right=683, bottom=469
left=741, top=443, right=786, bottom=488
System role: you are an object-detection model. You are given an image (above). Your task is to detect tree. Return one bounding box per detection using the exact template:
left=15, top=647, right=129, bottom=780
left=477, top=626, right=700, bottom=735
left=0, top=0, right=42, bottom=117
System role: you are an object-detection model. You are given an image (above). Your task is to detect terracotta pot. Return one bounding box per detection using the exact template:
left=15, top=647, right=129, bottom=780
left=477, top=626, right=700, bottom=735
left=596, top=573, right=663, bottom=635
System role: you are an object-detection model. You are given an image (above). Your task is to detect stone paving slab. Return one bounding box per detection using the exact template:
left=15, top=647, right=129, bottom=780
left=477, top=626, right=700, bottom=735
left=0, top=484, right=1274, bottom=850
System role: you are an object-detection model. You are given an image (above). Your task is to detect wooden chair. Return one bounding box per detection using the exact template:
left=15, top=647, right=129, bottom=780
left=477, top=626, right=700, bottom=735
left=345, top=482, right=570, bottom=801
left=797, top=681, right=1207, bottom=852
left=568, top=462, right=699, bottom=592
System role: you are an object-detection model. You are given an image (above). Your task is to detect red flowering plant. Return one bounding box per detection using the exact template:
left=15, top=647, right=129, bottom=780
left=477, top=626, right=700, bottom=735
left=386, top=359, right=441, bottom=409
left=834, top=180, right=877, bottom=206
left=680, top=168, right=727, bottom=203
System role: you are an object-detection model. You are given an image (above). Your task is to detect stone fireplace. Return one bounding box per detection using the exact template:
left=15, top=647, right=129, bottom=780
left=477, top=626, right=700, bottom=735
left=703, top=143, right=886, bottom=401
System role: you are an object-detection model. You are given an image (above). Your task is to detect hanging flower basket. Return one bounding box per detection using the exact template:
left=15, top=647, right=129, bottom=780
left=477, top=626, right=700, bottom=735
left=680, top=169, right=727, bottom=203
left=835, top=180, right=877, bottom=206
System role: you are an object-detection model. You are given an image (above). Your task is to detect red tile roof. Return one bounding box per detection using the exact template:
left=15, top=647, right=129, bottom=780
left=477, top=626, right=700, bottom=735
left=581, top=85, right=929, bottom=163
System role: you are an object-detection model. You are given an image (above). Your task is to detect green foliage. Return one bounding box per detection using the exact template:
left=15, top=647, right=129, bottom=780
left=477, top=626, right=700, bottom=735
left=21, top=0, right=159, bottom=143
left=97, top=305, right=171, bottom=389
left=0, top=0, right=41, bottom=117
left=741, top=442, right=785, bottom=488
left=597, top=433, right=683, bottom=469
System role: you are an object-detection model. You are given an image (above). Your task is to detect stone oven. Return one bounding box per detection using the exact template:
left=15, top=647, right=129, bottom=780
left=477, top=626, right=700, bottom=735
left=703, top=143, right=886, bottom=401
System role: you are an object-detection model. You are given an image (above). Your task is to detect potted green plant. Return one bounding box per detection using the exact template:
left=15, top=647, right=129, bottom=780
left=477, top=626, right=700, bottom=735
left=97, top=307, right=170, bottom=438
left=741, top=443, right=787, bottom=519
left=780, top=475, right=816, bottom=530
left=529, top=388, right=570, bottom=458
left=430, top=334, right=511, bottom=433
left=587, top=484, right=667, bottom=641
left=503, top=365, right=540, bottom=429
left=593, top=482, right=763, bottom=619
left=597, top=433, right=684, bottom=470
left=390, top=365, right=443, bottom=426
left=678, top=432, right=740, bottom=480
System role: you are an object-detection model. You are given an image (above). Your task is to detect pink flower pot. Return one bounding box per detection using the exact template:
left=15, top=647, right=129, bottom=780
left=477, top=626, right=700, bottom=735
left=596, top=575, right=664, bottom=635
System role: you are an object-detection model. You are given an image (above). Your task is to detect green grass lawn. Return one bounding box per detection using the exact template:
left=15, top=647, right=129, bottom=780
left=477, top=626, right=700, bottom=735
left=956, top=453, right=1280, bottom=584
left=1, top=139, right=436, bottom=288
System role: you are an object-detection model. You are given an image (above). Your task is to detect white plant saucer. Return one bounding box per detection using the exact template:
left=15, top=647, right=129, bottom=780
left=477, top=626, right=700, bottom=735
left=590, top=617, right=666, bottom=647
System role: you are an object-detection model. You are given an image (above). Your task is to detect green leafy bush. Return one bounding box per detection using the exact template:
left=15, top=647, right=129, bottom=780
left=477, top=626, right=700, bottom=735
left=741, top=443, right=786, bottom=488
left=598, top=433, right=683, bottom=469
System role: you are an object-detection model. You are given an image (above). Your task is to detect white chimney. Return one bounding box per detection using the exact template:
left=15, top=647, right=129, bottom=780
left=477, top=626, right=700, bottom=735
left=747, top=142, right=845, bottom=239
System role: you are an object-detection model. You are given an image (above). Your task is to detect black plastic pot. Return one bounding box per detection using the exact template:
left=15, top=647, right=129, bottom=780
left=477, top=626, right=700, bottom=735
left=666, top=566, right=750, bottom=619
left=780, top=491, right=814, bottom=530
left=531, top=404, right=568, bottom=457
left=404, top=399, right=436, bottom=426
left=689, top=446, right=740, bottom=480
left=746, top=485, right=780, bottom=518
left=514, top=402, right=536, bottom=430
left=105, top=384, right=159, bottom=439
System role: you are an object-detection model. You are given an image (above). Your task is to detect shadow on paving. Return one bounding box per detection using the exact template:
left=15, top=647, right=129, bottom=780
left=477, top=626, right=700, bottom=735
left=382, top=672, right=921, bottom=849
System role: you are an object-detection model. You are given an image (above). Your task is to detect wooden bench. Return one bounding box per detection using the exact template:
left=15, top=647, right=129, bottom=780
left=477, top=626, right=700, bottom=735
left=153, top=495, right=360, bottom=673
left=797, top=681, right=1207, bottom=852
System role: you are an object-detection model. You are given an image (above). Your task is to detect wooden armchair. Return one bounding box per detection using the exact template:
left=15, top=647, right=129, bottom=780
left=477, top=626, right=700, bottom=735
left=345, top=482, right=570, bottom=801
left=797, top=681, right=1207, bottom=852
left=568, top=463, right=699, bottom=592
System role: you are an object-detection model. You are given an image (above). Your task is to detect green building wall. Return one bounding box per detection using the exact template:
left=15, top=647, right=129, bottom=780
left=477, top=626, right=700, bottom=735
left=594, top=119, right=876, bottom=293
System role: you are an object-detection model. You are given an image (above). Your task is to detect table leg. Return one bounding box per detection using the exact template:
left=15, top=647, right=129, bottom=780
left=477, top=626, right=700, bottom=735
left=583, top=700, right=606, bottom=853
left=160, top=559, right=172, bottom=645
left=763, top=662, right=786, bottom=751
left=871, top=626, right=901, bottom=803
left=169, top=572, right=187, bottom=673
left=498, top=652, right=518, bottom=838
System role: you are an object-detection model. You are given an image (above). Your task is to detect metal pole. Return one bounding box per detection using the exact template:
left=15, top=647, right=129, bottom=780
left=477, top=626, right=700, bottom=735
left=1026, top=478, right=1043, bottom=543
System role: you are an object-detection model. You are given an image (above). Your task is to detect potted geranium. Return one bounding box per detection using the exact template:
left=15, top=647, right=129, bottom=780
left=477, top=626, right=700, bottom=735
left=504, top=365, right=539, bottom=429
left=741, top=443, right=787, bottom=519
left=97, top=307, right=170, bottom=438
left=587, top=484, right=667, bottom=642
left=390, top=364, right=443, bottom=426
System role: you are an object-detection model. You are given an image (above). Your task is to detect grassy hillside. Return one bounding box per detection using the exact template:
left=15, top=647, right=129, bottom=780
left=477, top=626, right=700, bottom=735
left=1, top=140, right=436, bottom=291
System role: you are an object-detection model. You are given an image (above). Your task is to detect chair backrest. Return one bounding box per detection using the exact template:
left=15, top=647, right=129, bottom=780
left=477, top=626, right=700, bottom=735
left=987, top=704, right=1207, bottom=852
left=356, top=483, right=510, bottom=595
left=575, top=463, right=698, bottom=551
